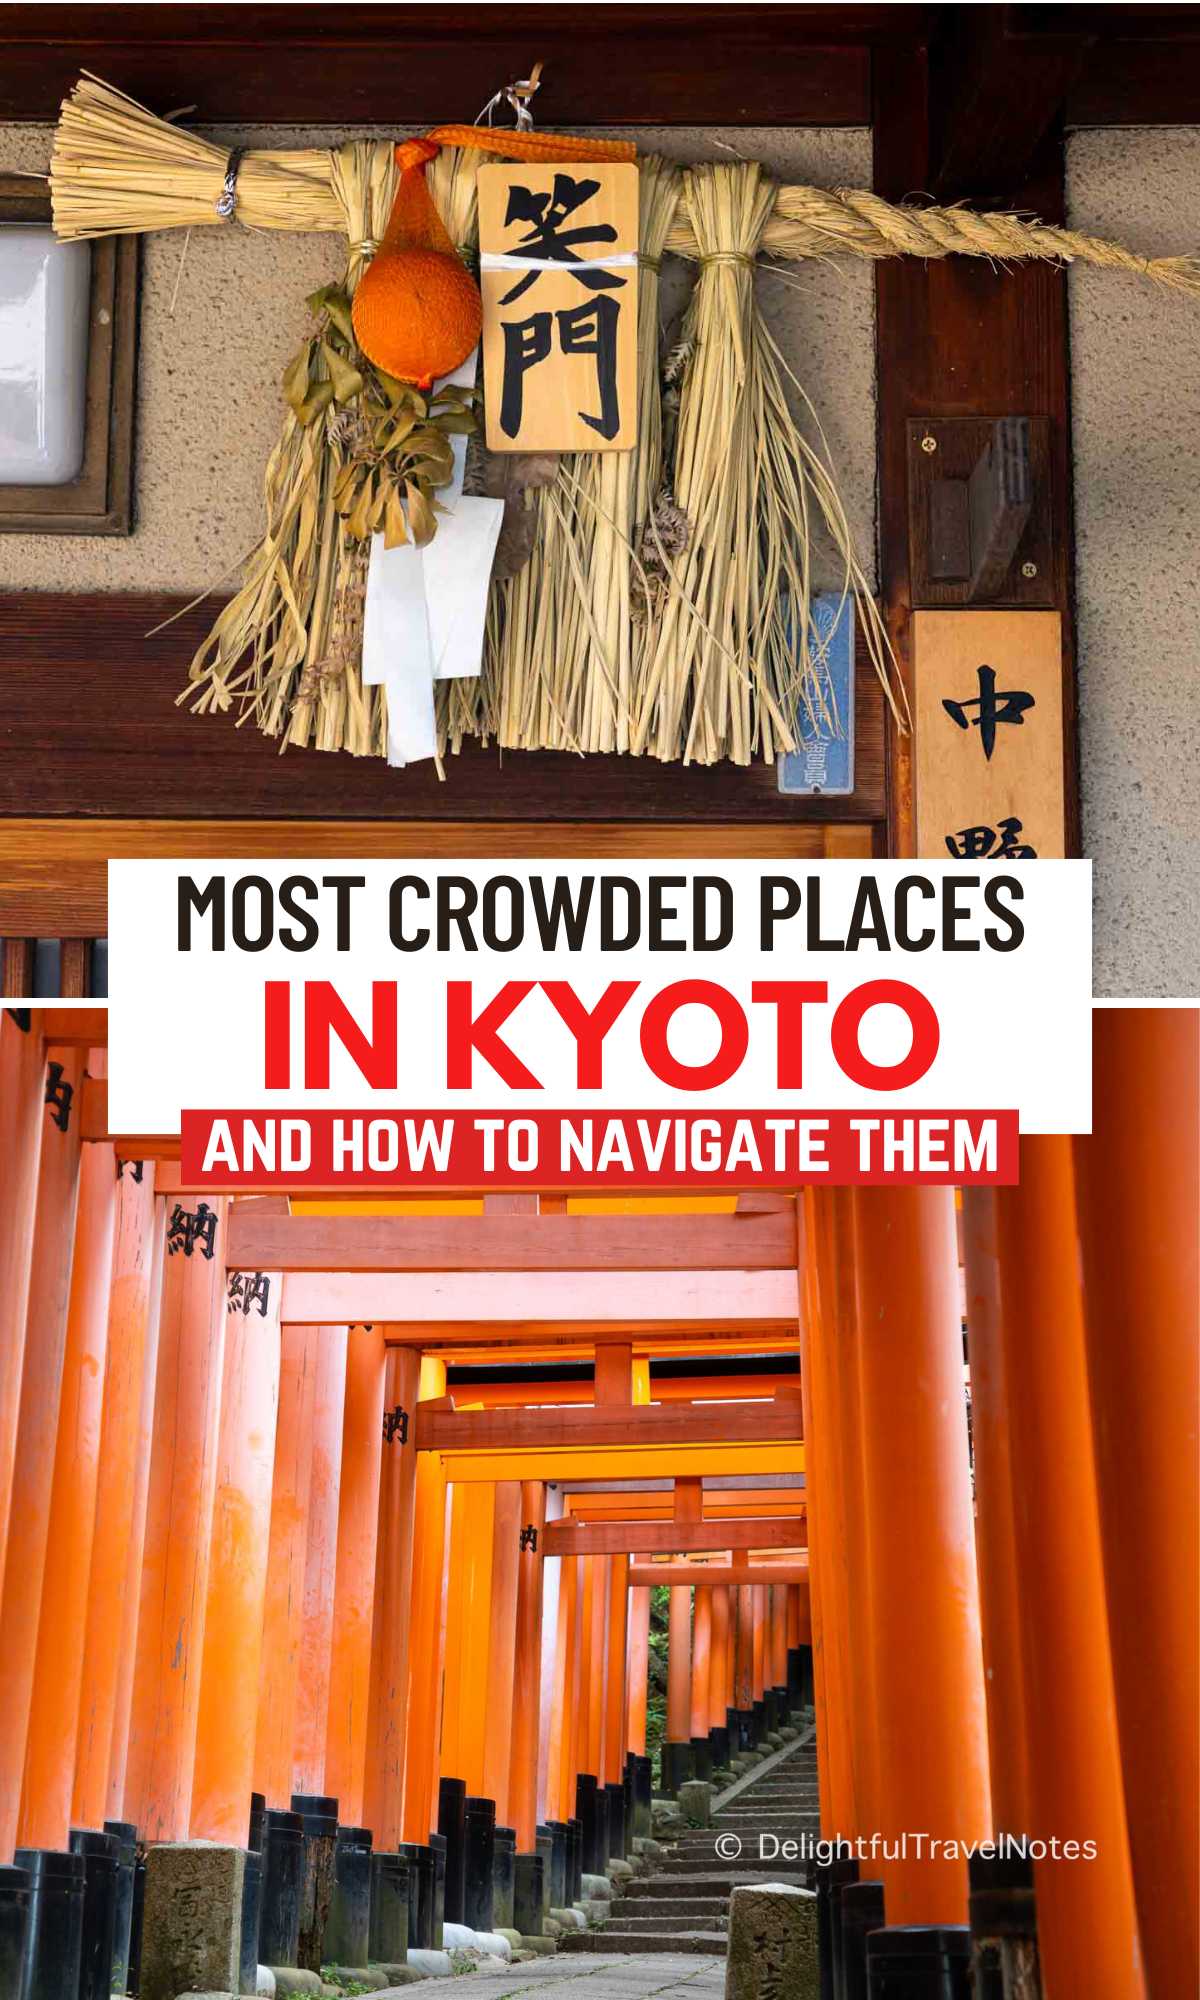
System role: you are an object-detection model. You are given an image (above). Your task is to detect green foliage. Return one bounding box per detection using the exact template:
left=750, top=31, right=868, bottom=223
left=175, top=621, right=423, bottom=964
left=645, top=1583, right=673, bottom=1789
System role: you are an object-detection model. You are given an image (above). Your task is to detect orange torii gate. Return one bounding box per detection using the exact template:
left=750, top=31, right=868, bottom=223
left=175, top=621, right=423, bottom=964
left=0, top=1006, right=1194, bottom=1993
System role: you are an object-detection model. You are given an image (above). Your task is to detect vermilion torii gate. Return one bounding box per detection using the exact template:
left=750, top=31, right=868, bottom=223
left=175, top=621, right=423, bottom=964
left=0, top=1005, right=1195, bottom=1999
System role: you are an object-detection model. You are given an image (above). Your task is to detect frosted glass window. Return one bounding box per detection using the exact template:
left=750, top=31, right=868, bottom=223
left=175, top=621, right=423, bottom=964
left=0, top=227, right=91, bottom=484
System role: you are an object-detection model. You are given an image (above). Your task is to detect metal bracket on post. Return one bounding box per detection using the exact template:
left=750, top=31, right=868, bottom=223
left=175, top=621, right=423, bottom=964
left=908, top=415, right=1055, bottom=608
left=931, top=415, right=1032, bottom=598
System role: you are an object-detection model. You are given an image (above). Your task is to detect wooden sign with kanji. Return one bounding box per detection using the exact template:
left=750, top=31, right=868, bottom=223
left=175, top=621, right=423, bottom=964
left=914, top=610, right=1066, bottom=859
left=478, top=161, right=639, bottom=453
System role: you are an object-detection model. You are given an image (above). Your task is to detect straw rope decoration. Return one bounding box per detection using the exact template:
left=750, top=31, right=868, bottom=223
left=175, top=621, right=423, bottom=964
left=47, top=72, right=1200, bottom=770
left=442, top=154, right=683, bottom=759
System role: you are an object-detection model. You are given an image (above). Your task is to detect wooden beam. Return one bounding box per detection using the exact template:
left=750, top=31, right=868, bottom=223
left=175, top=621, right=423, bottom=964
left=396, top=1333, right=802, bottom=1365
left=1067, top=27, right=1200, bottom=126
left=0, top=595, right=882, bottom=841
left=415, top=1397, right=803, bottom=1455
left=27, top=1009, right=109, bottom=1048
left=545, top=1516, right=806, bottom=1556
left=447, top=1373, right=801, bottom=1408
left=927, top=5, right=1092, bottom=199
left=873, top=38, right=1078, bottom=857
left=563, top=1491, right=804, bottom=1522
left=279, top=1268, right=799, bottom=1328
left=418, top=1442, right=804, bottom=1484
left=628, top=1564, right=809, bottom=1587
left=226, top=1208, right=796, bottom=1275
left=0, top=5, right=881, bottom=124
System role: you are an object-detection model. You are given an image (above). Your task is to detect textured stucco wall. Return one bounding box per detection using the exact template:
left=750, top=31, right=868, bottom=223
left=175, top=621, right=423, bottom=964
left=1067, top=128, right=1200, bottom=997
left=0, top=122, right=874, bottom=592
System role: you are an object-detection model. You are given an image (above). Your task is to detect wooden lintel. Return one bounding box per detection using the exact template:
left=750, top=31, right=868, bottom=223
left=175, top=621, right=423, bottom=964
left=544, top=1515, right=806, bottom=1556
left=0, top=6, right=875, bottom=126
left=628, top=1563, right=809, bottom=1587
left=564, top=1489, right=804, bottom=1522
left=415, top=1396, right=802, bottom=1455
left=454, top=1373, right=801, bottom=1408
left=417, top=1441, right=803, bottom=1484
left=227, top=1206, right=796, bottom=1275
left=279, top=1267, right=799, bottom=1329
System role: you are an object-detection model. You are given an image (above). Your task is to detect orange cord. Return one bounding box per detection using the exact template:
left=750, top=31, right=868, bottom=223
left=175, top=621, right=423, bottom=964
left=419, top=125, right=637, bottom=164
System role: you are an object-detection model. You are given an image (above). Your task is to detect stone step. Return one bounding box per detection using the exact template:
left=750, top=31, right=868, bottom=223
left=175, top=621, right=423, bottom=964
left=560, top=1930, right=726, bottom=1955
left=728, top=1784, right=820, bottom=1800
left=703, top=1817, right=820, bottom=1833
left=624, top=1874, right=747, bottom=1898
left=656, top=1848, right=816, bottom=1864
left=610, top=1896, right=729, bottom=1920
left=732, top=1792, right=824, bottom=1808
left=627, top=1870, right=807, bottom=1896
left=727, top=1786, right=820, bottom=1799
left=598, top=1913, right=729, bottom=1933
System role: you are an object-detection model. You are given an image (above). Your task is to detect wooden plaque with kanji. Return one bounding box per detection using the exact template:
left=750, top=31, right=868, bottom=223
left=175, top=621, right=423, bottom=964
left=914, top=609, right=1066, bottom=860
left=478, top=161, right=639, bottom=453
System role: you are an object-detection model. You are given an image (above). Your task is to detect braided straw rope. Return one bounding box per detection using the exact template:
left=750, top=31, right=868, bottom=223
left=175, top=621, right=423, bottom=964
left=669, top=183, right=1200, bottom=295
left=50, top=77, right=1198, bottom=295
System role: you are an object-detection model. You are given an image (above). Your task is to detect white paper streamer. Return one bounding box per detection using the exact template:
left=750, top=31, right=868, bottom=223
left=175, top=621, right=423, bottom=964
left=360, top=346, right=501, bottom=766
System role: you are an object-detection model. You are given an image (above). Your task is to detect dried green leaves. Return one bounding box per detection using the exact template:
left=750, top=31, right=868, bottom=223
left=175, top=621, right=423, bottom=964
left=283, top=285, right=479, bottom=549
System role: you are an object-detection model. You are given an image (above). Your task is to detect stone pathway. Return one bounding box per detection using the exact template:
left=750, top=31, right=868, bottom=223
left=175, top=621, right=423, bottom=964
left=470, top=1953, right=726, bottom=1998
left=560, top=1732, right=818, bottom=1957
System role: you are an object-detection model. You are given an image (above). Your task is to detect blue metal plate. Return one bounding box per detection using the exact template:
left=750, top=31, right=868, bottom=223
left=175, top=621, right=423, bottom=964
left=776, top=592, right=855, bottom=797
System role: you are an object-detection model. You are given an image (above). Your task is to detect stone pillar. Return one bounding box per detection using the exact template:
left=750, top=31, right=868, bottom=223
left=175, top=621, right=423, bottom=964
left=138, top=1842, right=244, bottom=2000
left=513, top=1851, right=543, bottom=1938
left=726, top=1882, right=819, bottom=2000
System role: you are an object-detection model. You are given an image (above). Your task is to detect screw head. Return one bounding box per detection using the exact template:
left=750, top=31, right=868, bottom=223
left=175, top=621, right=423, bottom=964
left=1021, top=561, right=1038, bottom=578
left=920, top=434, right=938, bottom=454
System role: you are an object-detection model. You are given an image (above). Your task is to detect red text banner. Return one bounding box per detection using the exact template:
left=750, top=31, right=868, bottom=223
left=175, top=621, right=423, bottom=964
left=182, top=1108, right=1018, bottom=1188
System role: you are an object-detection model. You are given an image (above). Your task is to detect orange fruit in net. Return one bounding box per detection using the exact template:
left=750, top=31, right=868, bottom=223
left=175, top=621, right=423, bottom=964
left=352, top=138, right=482, bottom=389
